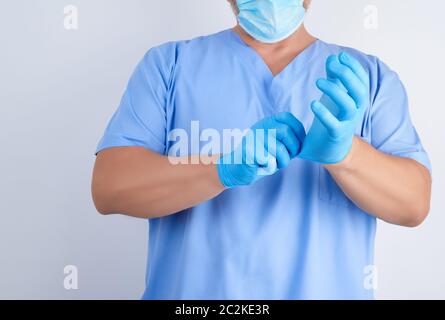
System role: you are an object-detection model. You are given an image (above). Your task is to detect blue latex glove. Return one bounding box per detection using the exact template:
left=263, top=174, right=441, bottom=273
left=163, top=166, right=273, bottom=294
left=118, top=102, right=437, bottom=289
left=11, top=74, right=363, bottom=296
left=299, top=52, right=370, bottom=164
left=217, top=112, right=306, bottom=188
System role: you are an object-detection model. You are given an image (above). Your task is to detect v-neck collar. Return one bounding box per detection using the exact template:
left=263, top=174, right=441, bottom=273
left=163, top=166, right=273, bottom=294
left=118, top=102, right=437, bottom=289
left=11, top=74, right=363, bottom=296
left=225, top=29, right=322, bottom=86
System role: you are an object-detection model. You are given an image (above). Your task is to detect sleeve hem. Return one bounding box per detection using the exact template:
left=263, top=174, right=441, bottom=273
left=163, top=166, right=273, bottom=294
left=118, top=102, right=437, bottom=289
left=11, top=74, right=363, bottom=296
left=95, top=133, right=165, bottom=155
left=386, top=151, right=432, bottom=175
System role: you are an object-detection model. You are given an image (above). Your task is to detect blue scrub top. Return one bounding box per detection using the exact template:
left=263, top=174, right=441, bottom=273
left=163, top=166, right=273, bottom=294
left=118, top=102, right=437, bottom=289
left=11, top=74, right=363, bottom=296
left=96, top=30, right=431, bottom=299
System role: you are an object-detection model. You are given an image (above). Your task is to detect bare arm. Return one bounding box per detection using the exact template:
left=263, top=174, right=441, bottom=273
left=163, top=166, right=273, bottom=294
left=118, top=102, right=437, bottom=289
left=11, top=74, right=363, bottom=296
left=325, top=137, right=432, bottom=227
left=92, top=147, right=224, bottom=218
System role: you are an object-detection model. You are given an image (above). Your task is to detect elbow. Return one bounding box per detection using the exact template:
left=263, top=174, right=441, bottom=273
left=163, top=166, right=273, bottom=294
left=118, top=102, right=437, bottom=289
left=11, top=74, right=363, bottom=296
left=91, top=180, right=116, bottom=216
left=407, top=174, right=432, bottom=228
left=402, top=198, right=431, bottom=228
left=92, top=190, right=114, bottom=215
left=94, top=200, right=113, bottom=216
left=401, top=168, right=432, bottom=228
left=403, top=213, right=427, bottom=228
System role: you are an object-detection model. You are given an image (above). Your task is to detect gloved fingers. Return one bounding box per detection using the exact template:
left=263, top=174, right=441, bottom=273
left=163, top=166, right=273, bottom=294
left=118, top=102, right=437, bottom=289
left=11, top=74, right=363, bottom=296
left=242, top=130, right=269, bottom=167
left=253, top=134, right=274, bottom=168
left=245, top=122, right=292, bottom=172
left=267, top=122, right=299, bottom=159
left=273, top=112, right=307, bottom=145
left=339, top=52, right=369, bottom=87
left=233, top=139, right=246, bottom=165
left=269, top=140, right=291, bottom=169
left=326, top=56, right=366, bottom=108
left=311, top=100, right=341, bottom=138
left=253, top=134, right=278, bottom=175
left=257, top=156, right=278, bottom=176
left=326, top=55, right=342, bottom=80
left=256, top=114, right=303, bottom=158
left=316, top=79, right=356, bottom=120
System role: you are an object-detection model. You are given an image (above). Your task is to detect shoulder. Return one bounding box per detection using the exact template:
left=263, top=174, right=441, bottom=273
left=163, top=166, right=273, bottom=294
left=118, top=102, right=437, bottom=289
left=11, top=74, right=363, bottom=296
left=129, top=30, right=229, bottom=90
left=140, top=30, right=229, bottom=70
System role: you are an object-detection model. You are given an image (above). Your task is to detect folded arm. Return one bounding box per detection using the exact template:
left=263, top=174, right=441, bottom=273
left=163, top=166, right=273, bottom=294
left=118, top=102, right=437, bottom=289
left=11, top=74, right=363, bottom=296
left=92, top=147, right=224, bottom=218
left=92, top=113, right=305, bottom=218
left=326, top=137, right=431, bottom=227
left=301, top=52, right=431, bottom=227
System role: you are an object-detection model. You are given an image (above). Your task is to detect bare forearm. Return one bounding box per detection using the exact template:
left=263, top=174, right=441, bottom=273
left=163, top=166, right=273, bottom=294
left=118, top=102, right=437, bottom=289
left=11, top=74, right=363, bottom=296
left=325, top=137, right=432, bottom=227
left=92, top=147, right=224, bottom=218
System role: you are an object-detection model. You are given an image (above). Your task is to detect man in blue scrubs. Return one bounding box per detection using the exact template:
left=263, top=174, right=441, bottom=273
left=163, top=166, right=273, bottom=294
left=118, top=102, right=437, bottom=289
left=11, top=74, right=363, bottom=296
left=92, top=0, right=432, bottom=299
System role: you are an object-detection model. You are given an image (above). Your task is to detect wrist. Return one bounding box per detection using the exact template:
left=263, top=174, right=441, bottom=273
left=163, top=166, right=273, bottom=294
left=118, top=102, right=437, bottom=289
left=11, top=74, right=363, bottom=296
left=208, top=155, right=227, bottom=191
left=215, top=153, right=259, bottom=188
left=215, top=160, right=231, bottom=189
left=324, top=137, right=360, bottom=172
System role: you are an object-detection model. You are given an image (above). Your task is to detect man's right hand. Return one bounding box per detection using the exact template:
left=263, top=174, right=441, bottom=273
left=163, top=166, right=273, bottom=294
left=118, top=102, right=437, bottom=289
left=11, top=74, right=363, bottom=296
left=217, top=112, right=306, bottom=188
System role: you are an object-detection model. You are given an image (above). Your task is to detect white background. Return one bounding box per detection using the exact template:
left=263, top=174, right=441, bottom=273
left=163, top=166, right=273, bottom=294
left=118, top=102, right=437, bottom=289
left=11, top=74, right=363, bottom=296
left=0, top=0, right=444, bottom=299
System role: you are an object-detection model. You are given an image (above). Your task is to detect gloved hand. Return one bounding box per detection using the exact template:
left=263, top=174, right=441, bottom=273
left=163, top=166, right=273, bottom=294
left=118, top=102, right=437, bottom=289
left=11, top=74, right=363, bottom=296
left=217, top=112, right=306, bottom=188
left=299, top=52, right=370, bottom=164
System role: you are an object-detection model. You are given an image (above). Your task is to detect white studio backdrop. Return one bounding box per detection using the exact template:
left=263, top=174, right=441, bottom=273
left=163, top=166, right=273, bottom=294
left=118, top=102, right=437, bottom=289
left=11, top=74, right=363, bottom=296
left=0, top=0, right=444, bottom=299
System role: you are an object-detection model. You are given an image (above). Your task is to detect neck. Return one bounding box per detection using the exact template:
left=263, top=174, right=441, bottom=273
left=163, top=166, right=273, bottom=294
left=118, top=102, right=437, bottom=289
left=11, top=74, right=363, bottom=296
left=233, top=24, right=317, bottom=54
left=232, top=24, right=318, bottom=76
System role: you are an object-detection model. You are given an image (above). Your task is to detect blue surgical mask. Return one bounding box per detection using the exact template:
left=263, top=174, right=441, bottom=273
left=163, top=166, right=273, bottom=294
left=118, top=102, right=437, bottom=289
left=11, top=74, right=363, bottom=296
left=236, top=0, right=306, bottom=44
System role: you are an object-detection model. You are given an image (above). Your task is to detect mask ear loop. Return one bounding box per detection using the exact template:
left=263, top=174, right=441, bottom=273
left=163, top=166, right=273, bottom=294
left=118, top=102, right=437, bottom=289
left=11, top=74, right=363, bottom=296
left=229, top=0, right=240, bottom=16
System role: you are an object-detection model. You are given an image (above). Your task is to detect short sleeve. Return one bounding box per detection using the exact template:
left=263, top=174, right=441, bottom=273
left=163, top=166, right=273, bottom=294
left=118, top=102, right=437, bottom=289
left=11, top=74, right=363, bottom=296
left=369, top=59, right=432, bottom=173
left=96, top=43, right=177, bottom=155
